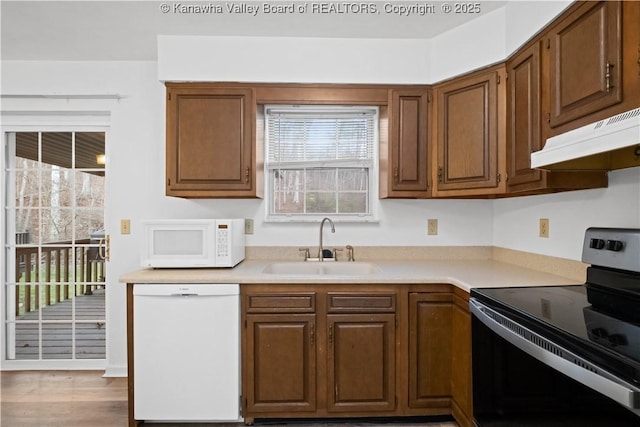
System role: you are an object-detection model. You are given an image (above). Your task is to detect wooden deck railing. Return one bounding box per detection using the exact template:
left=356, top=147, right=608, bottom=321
left=15, top=238, right=105, bottom=316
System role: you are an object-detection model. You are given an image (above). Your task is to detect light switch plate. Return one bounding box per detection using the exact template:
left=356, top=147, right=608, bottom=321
left=120, top=219, right=131, bottom=235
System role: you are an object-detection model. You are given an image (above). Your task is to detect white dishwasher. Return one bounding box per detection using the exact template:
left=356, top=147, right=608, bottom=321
left=133, top=283, right=240, bottom=422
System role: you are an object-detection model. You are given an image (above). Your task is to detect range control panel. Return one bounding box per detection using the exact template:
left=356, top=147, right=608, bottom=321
left=582, top=228, right=640, bottom=272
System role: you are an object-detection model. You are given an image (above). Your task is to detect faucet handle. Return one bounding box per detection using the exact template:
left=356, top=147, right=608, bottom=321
left=346, top=245, right=355, bottom=262
left=332, top=248, right=343, bottom=261
left=298, top=247, right=311, bottom=260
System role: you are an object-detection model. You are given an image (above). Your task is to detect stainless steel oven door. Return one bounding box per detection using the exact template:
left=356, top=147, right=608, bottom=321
left=470, top=297, right=640, bottom=426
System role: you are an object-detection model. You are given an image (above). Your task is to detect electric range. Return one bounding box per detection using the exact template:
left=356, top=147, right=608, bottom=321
left=470, top=228, right=640, bottom=426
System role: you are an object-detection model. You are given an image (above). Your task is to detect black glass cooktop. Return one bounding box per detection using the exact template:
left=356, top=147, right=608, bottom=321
left=471, top=285, right=640, bottom=385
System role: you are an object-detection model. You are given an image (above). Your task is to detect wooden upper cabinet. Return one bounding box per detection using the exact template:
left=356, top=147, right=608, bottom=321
left=381, top=88, right=431, bottom=198
left=434, top=65, right=506, bottom=196
left=547, top=1, right=622, bottom=129
left=507, top=42, right=543, bottom=189
left=165, top=84, right=261, bottom=198
left=507, top=39, right=608, bottom=194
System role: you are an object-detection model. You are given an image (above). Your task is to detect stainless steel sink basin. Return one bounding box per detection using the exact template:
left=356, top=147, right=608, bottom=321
left=262, top=262, right=381, bottom=276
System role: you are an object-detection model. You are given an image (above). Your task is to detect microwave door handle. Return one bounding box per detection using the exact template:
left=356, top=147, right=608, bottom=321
left=169, top=292, right=199, bottom=297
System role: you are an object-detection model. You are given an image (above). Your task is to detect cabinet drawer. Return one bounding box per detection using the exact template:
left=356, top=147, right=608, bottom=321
left=327, top=293, right=396, bottom=313
left=246, top=293, right=316, bottom=313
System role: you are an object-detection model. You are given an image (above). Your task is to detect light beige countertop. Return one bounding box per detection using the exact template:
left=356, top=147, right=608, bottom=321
left=119, top=258, right=580, bottom=293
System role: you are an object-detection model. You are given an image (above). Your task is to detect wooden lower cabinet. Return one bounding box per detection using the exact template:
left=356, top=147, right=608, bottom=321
left=241, top=284, right=469, bottom=424
left=451, top=289, right=474, bottom=427
left=408, top=293, right=453, bottom=409
left=244, top=314, right=316, bottom=414
left=328, top=313, right=396, bottom=412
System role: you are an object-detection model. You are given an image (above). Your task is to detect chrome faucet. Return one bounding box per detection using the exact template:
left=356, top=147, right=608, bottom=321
left=318, top=217, right=335, bottom=261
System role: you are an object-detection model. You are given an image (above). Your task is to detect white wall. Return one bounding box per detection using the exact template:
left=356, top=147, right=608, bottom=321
left=493, top=168, right=640, bottom=261
left=158, top=36, right=432, bottom=84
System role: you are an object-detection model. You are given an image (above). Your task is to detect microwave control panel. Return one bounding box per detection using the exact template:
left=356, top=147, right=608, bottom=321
left=216, top=225, right=229, bottom=257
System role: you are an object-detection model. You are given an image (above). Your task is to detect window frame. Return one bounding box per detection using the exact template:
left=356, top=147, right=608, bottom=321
left=264, top=105, right=379, bottom=223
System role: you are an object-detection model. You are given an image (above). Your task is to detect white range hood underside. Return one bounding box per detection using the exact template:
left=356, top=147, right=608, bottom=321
left=531, top=108, right=640, bottom=171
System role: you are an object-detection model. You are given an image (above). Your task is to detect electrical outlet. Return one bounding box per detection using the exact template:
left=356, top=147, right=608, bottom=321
left=244, top=219, right=254, bottom=235
left=427, top=219, right=438, bottom=236
left=120, top=219, right=131, bottom=235
left=539, top=218, right=549, bottom=238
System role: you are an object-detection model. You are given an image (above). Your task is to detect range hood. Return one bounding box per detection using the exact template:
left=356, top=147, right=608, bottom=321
left=531, top=107, right=640, bottom=171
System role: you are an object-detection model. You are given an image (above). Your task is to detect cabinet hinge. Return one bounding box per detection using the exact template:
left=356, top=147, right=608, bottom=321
left=395, top=319, right=399, bottom=329
left=546, top=38, right=551, bottom=49
left=427, top=93, right=432, bottom=103
left=505, top=173, right=509, bottom=183
left=497, top=73, right=501, bottom=84
left=167, top=92, right=171, bottom=101
left=167, top=178, right=171, bottom=186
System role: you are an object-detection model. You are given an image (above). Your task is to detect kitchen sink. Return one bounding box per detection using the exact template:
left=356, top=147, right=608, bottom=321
left=262, top=262, right=381, bottom=276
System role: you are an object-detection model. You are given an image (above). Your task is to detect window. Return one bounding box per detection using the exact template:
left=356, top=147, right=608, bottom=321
left=265, top=105, right=378, bottom=222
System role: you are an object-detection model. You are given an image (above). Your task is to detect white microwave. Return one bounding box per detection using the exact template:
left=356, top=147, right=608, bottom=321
left=141, top=219, right=245, bottom=268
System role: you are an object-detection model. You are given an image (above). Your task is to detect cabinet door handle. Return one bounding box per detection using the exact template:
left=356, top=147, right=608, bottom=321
left=329, top=324, right=333, bottom=344
left=605, top=61, right=614, bottom=93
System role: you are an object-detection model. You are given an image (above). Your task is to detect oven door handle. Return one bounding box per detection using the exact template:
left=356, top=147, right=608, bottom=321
left=470, top=298, right=640, bottom=411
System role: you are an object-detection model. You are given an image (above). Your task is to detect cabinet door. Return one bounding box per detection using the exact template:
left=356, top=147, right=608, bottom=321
left=435, top=67, right=505, bottom=194
left=166, top=85, right=256, bottom=197
left=507, top=41, right=543, bottom=188
left=548, top=1, right=622, bottom=128
left=451, top=292, right=473, bottom=427
left=408, top=293, right=452, bottom=408
left=382, top=88, right=431, bottom=198
left=327, top=313, right=396, bottom=412
left=245, top=314, right=316, bottom=413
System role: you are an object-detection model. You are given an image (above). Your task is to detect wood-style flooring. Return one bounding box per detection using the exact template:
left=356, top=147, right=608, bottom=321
left=0, top=371, right=459, bottom=427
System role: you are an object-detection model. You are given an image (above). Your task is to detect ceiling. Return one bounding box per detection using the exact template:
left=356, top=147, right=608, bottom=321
left=1, top=0, right=507, bottom=61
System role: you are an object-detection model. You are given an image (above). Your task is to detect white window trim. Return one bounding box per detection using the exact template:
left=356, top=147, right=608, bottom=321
left=263, top=105, right=379, bottom=223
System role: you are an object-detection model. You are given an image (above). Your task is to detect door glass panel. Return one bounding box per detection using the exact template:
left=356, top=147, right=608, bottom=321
left=76, top=132, right=106, bottom=172
left=42, top=323, right=72, bottom=360
left=5, top=131, right=107, bottom=363
left=42, top=208, right=74, bottom=243
left=42, top=168, right=74, bottom=208
left=42, top=132, right=72, bottom=169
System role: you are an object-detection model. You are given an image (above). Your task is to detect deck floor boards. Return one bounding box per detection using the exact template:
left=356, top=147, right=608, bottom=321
left=13, top=288, right=105, bottom=360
